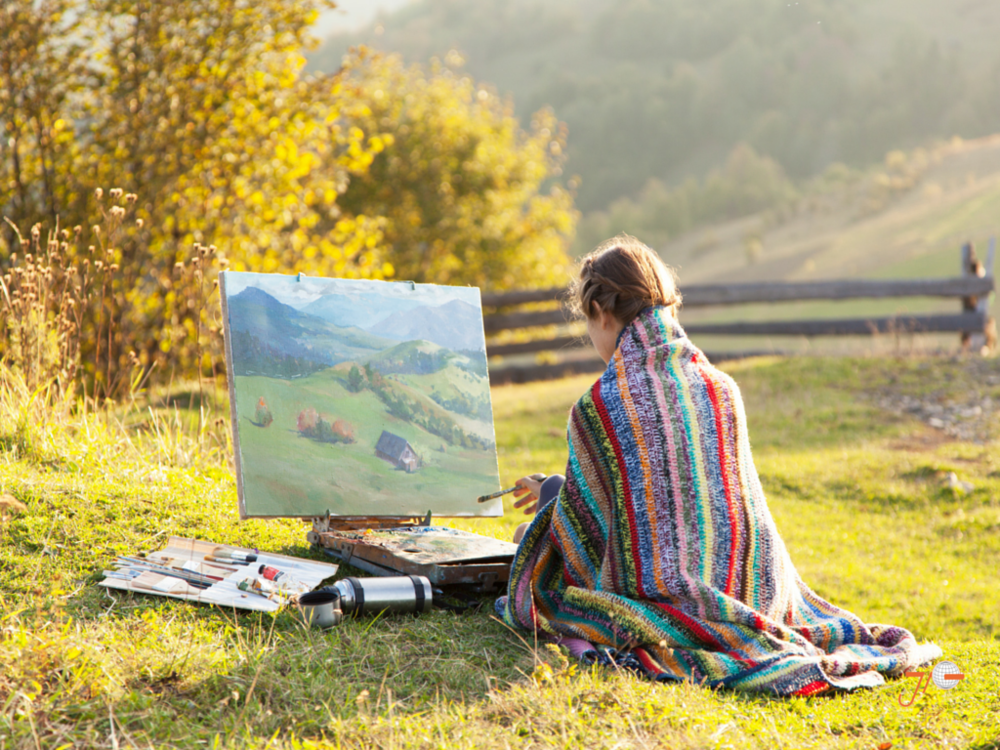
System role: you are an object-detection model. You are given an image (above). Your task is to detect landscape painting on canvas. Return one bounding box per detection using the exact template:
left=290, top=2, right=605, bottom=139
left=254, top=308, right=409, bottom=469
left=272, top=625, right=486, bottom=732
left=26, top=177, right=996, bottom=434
left=219, top=272, right=502, bottom=518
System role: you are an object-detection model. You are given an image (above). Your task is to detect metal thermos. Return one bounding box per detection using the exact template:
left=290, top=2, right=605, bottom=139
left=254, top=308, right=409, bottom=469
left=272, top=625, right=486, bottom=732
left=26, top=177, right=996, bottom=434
left=333, top=575, right=433, bottom=616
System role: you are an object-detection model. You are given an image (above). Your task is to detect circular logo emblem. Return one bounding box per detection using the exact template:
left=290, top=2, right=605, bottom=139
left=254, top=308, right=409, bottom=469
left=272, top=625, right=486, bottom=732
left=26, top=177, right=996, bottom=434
left=931, top=660, right=963, bottom=690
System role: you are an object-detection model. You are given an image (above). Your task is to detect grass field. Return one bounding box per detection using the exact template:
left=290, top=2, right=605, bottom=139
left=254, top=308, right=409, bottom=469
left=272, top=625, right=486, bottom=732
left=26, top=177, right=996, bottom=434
left=1, top=355, right=999, bottom=749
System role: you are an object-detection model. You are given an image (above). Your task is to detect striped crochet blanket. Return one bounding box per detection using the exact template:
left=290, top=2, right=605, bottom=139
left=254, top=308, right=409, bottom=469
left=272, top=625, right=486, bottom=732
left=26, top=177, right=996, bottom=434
left=501, top=306, right=940, bottom=695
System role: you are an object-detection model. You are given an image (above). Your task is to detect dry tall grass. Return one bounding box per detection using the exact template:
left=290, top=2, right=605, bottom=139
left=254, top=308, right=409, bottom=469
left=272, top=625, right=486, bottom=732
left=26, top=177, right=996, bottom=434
left=0, top=188, right=229, bottom=466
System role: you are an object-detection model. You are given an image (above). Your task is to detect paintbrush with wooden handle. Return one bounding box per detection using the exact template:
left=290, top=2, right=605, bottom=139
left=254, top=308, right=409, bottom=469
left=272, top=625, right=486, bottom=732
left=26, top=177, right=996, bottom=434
left=477, top=474, right=546, bottom=503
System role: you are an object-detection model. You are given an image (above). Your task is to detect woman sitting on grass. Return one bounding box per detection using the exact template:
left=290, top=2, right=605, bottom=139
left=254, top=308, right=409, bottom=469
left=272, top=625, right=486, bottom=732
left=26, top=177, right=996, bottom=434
left=499, top=235, right=940, bottom=696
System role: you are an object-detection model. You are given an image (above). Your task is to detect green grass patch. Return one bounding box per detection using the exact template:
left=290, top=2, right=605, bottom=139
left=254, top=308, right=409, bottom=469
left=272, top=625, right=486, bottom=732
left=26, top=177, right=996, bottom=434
left=2, top=356, right=999, bottom=748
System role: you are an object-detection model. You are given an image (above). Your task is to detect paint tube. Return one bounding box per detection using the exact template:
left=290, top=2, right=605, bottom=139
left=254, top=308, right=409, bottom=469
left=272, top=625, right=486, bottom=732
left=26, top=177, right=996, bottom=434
left=213, top=549, right=258, bottom=563
left=237, top=576, right=304, bottom=601
left=238, top=578, right=283, bottom=600
left=258, top=565, right=309, bottom=595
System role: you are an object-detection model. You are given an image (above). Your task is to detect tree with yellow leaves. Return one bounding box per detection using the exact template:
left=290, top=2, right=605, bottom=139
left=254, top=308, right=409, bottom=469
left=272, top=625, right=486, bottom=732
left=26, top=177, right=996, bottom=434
left=0, top=4, right=579, bottom=395
left=334, top=49, right=577, bottom=290
left=2, top=0, right=390, bottom=385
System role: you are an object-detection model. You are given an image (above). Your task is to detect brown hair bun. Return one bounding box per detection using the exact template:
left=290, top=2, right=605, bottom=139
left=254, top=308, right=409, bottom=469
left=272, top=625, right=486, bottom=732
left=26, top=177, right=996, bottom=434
left=570, top=234, right=681, bottom=324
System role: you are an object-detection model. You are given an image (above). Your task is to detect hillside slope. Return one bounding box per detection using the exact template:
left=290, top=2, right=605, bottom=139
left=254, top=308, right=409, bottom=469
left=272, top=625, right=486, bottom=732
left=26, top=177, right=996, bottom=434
left=667, top=137, right=1000, bottom=286
left=311, top=0, right=1000, bottom=211
left=667, top=136, right=1000, bottom=355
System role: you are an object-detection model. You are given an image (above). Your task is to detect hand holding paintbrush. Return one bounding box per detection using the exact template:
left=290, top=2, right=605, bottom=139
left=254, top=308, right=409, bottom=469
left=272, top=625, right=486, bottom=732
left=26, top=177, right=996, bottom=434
left=477, top=473, right=546, bottom=508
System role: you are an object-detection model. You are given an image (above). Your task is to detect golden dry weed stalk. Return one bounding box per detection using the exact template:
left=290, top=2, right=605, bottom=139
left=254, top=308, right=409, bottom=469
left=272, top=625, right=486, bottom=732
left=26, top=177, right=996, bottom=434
left=171, top=239, right=228, bottom=423
left=0, top=188, right=225, bottom=417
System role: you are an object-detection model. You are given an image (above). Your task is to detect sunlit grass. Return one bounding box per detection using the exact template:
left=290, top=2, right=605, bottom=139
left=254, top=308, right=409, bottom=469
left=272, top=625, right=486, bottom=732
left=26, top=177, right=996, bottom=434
left=2, top=355, right=999, bottom=748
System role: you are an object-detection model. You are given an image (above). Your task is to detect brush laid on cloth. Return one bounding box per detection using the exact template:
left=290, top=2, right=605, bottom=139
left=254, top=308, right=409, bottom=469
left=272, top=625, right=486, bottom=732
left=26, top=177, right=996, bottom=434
left=117, top=557, right=220, bottom=587
left=499, top=307, right=942, bottom=696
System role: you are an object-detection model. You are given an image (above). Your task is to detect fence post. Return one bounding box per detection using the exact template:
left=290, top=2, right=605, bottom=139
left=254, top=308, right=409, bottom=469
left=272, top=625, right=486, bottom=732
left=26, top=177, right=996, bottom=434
left=961, top=240, right=995, bottom=353
left=976, top=238, right=996, bottom=353
left=960, top=242, right=982, bottom=351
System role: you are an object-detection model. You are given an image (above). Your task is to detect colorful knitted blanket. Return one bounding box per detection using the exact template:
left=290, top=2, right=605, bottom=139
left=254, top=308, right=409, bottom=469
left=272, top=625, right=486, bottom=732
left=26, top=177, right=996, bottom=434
left=501, top=306, right=940, bottom=695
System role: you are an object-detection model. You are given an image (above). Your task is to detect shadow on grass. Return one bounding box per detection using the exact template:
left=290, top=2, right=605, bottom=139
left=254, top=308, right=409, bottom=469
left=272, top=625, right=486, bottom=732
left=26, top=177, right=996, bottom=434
left=160, top=389, right=224, bottom=412
left=125, top=604, right=528, bottom=727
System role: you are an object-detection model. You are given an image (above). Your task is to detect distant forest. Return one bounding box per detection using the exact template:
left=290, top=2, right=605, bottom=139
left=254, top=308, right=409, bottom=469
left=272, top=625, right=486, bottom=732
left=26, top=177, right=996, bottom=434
left=311, top=0, right=1000, bottom=214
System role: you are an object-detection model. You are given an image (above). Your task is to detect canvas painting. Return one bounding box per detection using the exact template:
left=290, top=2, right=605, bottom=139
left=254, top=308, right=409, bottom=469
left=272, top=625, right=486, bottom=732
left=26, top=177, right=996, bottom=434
left=219, top=272, right=502, bottom=518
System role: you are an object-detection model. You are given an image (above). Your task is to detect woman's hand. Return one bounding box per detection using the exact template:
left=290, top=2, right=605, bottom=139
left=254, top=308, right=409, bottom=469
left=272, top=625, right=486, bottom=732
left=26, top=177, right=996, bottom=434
left=512, top=473, right=546, bottom=515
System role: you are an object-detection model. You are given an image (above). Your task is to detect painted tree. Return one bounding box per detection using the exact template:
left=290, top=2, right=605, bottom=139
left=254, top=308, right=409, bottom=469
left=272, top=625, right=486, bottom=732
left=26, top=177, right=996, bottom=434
left=347, top=365, right=364, bottom=392
left=254, top=397, right=274, bottom=427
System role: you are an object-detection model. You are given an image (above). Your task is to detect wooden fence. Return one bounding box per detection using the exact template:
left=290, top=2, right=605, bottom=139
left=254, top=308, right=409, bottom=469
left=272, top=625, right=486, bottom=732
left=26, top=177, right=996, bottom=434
left=484, top=241, right=997, bottom=384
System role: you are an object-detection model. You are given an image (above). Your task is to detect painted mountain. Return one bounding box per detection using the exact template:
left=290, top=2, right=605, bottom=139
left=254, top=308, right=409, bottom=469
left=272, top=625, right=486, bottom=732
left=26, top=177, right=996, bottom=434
left=226, top=286, right=394, bottom=376
left=368, top=299, right=485, bottom=351
left=301, top=289, right=423, bottom=328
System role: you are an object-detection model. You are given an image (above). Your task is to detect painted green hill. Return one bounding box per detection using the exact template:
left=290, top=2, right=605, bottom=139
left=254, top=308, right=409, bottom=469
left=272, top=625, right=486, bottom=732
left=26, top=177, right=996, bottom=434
left=362, top=339, right=478, bottom=376
left=338, top=341, right=495, bottom=440
left=233, top=369, right=497, bottom=516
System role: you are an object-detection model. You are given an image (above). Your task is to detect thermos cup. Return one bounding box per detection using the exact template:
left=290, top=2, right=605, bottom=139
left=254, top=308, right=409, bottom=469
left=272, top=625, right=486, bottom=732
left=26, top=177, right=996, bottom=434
left=297, top=589, right=343, bottom=629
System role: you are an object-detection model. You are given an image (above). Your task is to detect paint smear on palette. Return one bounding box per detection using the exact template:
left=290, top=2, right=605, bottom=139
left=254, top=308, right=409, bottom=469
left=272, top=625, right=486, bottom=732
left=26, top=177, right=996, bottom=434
left=363, top=527, right=518, bottom=565
left=220, top=272, right=503, bottom=519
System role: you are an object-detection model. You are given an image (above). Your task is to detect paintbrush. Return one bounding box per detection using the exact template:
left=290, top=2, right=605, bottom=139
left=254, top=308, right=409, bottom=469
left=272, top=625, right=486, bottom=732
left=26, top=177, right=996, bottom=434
left=117, top=557, right=218, bottom=586
left=212, top=548, right=258, bottom=563
left=158, top=557, right=235, bottom=577
left=477, top=474, right=547, bottom=503
left=477, top=485, right=522, bottom=503
left=204, top=555, right=249, bottom=565
left=104, top=568, right=210, bottom=592
left=103, top=569, right=142, bottom=580
left=199, top=560, right=238, bottom=573
left=161, top=555, right=238, bottom=574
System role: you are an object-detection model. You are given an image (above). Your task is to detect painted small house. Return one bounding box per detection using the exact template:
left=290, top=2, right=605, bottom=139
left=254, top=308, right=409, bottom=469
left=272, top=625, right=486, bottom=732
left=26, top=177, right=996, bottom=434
left=375, top=430, right=419, bottom=473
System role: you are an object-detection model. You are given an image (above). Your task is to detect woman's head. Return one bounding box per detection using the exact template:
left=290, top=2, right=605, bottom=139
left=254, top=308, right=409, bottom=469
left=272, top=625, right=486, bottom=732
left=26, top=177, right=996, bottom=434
left=571, top=234, right=681, bottom=325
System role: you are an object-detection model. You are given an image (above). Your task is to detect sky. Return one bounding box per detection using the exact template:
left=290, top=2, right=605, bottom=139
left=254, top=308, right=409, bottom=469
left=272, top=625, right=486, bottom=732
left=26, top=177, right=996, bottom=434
left=312, top=0, right=413, bottom=38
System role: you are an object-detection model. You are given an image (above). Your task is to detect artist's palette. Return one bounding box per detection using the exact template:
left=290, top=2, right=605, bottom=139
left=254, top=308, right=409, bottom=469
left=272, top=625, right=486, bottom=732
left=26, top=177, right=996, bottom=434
left=308, top=526, right=517, bottom=590
left=364, top=527, right=518, bottom=565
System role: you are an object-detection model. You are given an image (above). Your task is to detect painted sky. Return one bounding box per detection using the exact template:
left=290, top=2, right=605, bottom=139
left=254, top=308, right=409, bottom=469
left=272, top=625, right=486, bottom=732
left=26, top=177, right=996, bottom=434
left=220, top=272, right=481, bottom=328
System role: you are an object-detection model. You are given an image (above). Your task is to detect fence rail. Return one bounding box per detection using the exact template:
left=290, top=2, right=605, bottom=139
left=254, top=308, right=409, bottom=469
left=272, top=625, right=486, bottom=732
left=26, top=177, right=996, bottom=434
left=485, top=241, right=996, bottom=383
left=481, top=276, right=994, bottom=310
